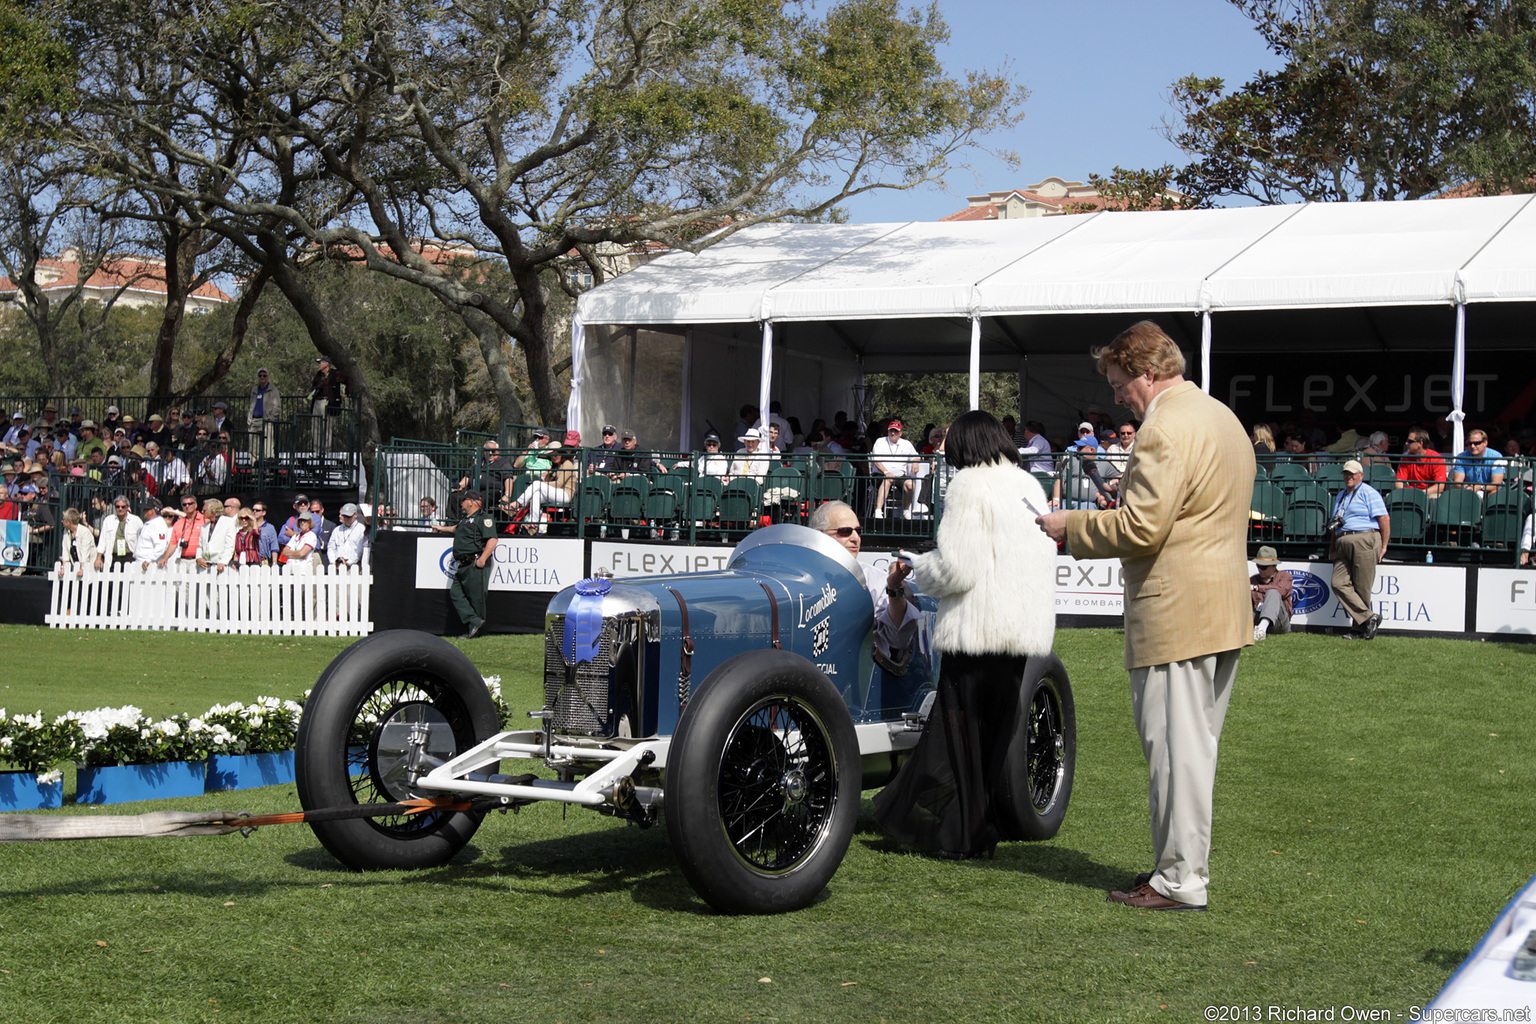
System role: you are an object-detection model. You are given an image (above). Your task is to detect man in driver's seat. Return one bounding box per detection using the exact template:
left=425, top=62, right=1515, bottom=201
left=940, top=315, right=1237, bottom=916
left=808, top=500, right=921, bottom=676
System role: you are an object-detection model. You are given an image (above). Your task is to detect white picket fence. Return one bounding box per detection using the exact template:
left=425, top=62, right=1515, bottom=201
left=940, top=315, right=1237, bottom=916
left=45, top=563, right=373, bottom=635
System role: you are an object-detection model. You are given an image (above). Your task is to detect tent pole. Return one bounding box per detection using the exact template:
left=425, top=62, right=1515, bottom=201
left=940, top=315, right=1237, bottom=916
left=969, top=315, right=981, bottom=410
left=1451, top=303, right=1466, bottom=454
left=679, top=327, right=694, bottom=450
left=758, top=320, right=774, bottom=429
left=565, top=312, right=585, bottom=435
left=1200, top=312, right=1212, bottom=395
left=1018, top=356, right=1027, bottom=426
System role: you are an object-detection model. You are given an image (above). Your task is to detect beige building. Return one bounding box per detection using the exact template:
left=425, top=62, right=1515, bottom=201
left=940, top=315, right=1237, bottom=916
left=941, top=176, right=1185, bottom=221
left=0, top=247, right=232, bottom=312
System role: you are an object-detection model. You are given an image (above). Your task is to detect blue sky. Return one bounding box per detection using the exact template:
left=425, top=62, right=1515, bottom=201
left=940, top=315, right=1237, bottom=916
left=839, top=0, right=1284, bottom=222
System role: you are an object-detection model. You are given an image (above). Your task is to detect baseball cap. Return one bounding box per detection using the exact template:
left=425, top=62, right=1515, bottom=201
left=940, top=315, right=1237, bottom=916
left=1342, top=459, right=1364, bottom=475
left=1077, top=421, right=1094, bottom=435
left=888, top=420, right=903, bottom=431
left=532, top=427, right=549, bottom=439
left=106, top=405, right=118, bottom=415
left=564, top=430, right=581, bottom=445
left=340, top=502, right=360, bottom=517
left=601, top=424, right=617, bottom=435
left=704, top=432, right=721, bottom=444
left=149, top=413, right=163, bottom=423
left=621, top=429, right=636, bottom=441
left=81, top=420, right=96, bottom=430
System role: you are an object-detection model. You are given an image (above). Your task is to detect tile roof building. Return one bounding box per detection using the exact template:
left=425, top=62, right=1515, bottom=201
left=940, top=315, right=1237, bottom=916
left=0, top=247, right=232, bottom=311
left=940, top=176, right=1185, bottom=221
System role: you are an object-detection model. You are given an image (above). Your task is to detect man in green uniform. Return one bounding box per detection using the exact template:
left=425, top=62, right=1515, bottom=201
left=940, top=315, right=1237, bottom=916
left=449, top=491, right=498, bottom=638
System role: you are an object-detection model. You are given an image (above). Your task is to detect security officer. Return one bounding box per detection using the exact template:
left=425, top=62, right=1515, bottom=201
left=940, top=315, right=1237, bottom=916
left=449, top=491, right=498, bottom=638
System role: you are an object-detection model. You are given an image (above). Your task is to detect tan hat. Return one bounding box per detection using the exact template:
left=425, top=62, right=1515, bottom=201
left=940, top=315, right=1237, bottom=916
left=1254, top=545, right=1280, bottom=566
left=148, top=413, right=164, bottom=423
left=1341, top=459, right=1364, bottom=475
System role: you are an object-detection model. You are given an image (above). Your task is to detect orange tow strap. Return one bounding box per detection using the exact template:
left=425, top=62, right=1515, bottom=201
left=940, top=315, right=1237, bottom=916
left=227, top=797, right=476, bottom=830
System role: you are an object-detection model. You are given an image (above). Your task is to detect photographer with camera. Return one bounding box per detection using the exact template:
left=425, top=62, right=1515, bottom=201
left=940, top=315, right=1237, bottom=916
left=1329, top=458, right=1390, bottom=640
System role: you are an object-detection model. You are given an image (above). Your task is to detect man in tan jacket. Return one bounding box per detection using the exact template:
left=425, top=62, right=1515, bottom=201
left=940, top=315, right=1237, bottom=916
left=1038, top=321, right=1254, bottom=911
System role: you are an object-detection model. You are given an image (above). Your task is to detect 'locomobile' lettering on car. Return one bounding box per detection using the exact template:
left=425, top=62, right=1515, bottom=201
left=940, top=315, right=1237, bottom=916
left=798, top=583, right=838, bottom=625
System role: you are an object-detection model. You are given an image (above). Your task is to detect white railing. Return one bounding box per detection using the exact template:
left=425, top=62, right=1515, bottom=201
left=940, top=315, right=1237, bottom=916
left=45, top=563, right=373, bottom=636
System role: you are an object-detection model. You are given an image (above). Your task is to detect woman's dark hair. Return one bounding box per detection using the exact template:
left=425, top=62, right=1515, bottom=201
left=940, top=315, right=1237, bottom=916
left=944, top=410, right=1021, bottom=470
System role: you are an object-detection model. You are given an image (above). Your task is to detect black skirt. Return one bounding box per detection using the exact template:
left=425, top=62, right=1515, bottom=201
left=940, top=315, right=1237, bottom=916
left=871, top=650, right=1028, bottom=859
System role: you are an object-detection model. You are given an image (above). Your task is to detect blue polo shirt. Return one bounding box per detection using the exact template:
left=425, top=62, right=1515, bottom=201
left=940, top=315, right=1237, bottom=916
left=1453, top=447, right=1503, bottom=485
left=1332, top=482, right=1388, bottom=532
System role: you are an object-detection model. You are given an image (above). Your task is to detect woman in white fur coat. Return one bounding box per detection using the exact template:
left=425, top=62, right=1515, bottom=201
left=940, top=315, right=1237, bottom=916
left=872, top=409, right=1057, bottom=858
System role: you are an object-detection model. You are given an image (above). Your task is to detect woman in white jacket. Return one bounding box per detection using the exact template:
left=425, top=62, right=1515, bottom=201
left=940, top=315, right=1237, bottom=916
left=873, top=409, right=1057, bottom=858
left=58, top=508, right=99, bottom=577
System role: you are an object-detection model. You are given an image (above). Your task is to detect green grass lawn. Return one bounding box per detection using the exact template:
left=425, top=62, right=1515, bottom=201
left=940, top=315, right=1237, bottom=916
left=0, top=625, right=1531, bottom=1023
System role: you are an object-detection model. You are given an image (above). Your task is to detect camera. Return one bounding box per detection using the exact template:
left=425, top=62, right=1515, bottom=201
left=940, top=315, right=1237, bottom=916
left=1326, top=513, right=1345, bottom=533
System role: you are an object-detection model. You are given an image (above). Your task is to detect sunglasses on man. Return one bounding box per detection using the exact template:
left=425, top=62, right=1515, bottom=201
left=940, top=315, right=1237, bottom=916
left=824, top=526, right=860, bottom=538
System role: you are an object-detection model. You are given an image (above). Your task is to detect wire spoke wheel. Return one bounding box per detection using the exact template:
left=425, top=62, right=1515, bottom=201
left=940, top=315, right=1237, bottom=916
left=1024, top=682, right=1066, bottom=812
left=995, top=653, right=1076, bottom=843
left=297, top=631, right=499, bottom=870
left=343, top=678, right=473, bottom=837
left=716, top=698, right=838, bottom=873
left=667, top=650, right=861, bottom=914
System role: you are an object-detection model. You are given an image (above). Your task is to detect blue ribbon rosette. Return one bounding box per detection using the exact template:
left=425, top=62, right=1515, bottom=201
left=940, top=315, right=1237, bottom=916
left=562, top=577, right=612, bottom=664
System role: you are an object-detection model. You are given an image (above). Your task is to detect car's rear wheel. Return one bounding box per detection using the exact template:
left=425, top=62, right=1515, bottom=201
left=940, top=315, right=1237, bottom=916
left=994, top=652, right=1075, bottom=842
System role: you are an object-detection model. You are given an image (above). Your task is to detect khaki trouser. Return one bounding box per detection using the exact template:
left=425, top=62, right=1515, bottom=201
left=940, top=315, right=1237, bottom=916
left=1130, top=649, right=1240, bottom=908
left=1332, top=530, right=1380, bottom=626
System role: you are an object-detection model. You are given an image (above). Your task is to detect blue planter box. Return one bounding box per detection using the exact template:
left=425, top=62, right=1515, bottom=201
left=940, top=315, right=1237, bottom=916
left=75, top=761, right=207, bottom=805
left=0, top=771, right=63, bottom=810
left=206, top=751, right=296, bottom=792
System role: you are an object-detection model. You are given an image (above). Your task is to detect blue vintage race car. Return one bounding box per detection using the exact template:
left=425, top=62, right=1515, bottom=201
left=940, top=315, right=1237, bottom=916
left=295, top=525, right=1075, bottom=914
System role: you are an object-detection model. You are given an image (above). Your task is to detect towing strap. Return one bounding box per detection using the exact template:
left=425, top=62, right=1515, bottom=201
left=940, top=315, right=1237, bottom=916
left=0, top=796, right=478, bottom=843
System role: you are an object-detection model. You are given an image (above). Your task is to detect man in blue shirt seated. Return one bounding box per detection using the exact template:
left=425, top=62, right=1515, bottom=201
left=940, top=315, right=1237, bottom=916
left=1330, top=458, right=1390, bottom=640
left=1452, top=429, right=1505, bottom=497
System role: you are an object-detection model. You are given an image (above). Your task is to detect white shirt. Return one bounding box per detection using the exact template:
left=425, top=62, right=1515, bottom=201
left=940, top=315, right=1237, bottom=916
left=729, top=451, right=769, bottom=484
left=862, top=563, right=922, bottom=661
left=871, top=435, right=919, bottom=477
left=201, top=514, right=237, bottom=567
left=136, top=516, right=175, bottom=564
left=327, top=519, right=368, bottom=566
left=99, top=512, right=144, bottom=562
left=695, top=453, right=732, bottom=478
left=283, top=529, right=319, bottom=574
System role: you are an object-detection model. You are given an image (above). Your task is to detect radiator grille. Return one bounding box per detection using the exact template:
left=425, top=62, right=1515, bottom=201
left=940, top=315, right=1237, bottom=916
left=543, top=616, right=619, bottom=735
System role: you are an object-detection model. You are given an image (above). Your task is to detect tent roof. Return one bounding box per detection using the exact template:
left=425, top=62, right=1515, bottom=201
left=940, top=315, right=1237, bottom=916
left=577, top=193, right=1536, bottom=329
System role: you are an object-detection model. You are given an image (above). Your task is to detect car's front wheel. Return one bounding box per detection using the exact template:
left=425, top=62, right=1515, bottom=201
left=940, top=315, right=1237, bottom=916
left=665, top=650, right=860, bottom=914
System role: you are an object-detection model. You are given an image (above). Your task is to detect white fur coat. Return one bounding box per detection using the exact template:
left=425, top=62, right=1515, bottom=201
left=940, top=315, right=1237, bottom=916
left=913, top=461, right=1056, bottom=657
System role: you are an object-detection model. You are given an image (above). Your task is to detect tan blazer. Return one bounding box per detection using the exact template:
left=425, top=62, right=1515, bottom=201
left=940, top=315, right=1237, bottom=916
left=1065, top=381, right=1255, bottom=669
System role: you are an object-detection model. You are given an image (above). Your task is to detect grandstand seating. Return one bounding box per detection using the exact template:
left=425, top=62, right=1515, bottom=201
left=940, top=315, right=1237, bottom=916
left=1387, top=489, right=1430, bottom=546
left=1429, top=488, right=1483, bottom=547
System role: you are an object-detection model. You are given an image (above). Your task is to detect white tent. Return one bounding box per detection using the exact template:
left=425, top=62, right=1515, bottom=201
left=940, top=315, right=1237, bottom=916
left=571, top=194, right=1536, bottom=451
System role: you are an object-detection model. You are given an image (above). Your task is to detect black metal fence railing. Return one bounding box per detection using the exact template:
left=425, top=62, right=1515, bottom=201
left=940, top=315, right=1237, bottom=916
left=1, top=394, right=362, bottom=491
left=10, top=439, right=1529, bottom=578
left=370, top=443, right=948, bottom=546
left=1250, top=450, right=1532, bottom=564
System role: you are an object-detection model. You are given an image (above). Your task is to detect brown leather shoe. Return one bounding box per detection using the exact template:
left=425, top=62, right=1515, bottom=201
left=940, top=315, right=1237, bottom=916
left=1107, top=882, right=1206, bottom=911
